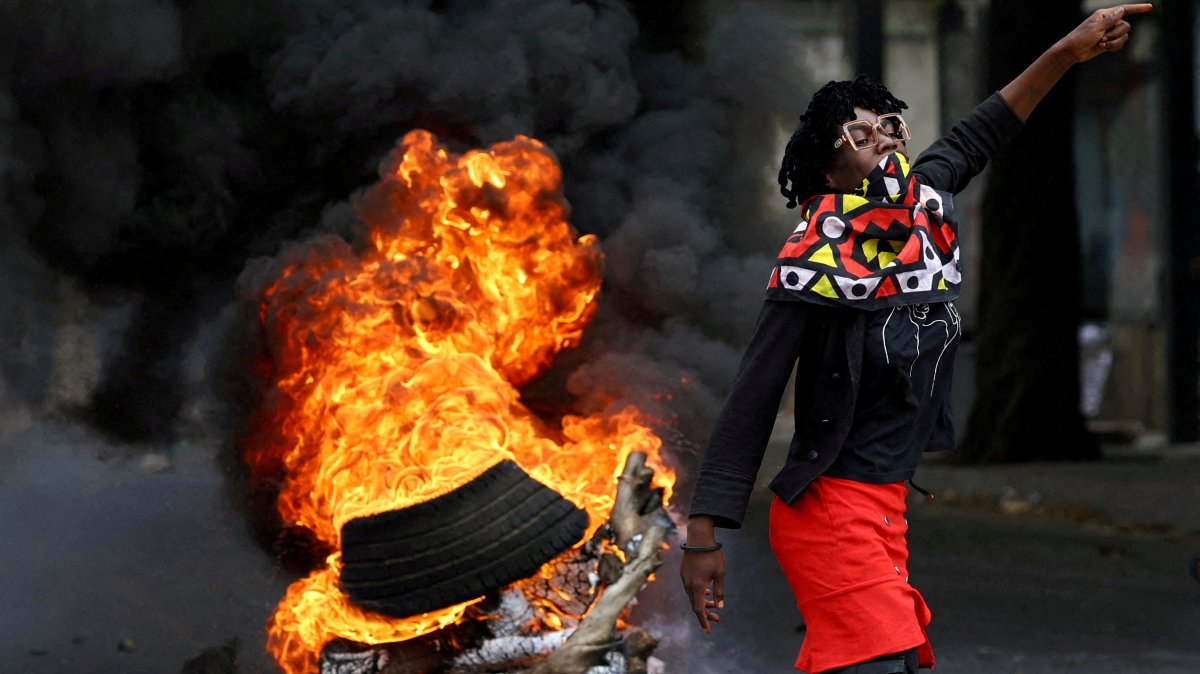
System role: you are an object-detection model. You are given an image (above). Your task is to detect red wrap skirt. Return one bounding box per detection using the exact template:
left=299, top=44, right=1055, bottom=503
left=768, top=476, right=935, bottom=673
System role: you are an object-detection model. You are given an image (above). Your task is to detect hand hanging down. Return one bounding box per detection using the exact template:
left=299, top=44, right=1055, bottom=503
left=678, top=518, right=725, bottom=633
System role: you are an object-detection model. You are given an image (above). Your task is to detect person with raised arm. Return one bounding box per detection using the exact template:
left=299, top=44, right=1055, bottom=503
left=679, top=5, right=1153, bottom=673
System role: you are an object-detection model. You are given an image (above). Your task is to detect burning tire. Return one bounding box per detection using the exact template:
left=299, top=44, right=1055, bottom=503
left=339, top=459, right=589, bottom=618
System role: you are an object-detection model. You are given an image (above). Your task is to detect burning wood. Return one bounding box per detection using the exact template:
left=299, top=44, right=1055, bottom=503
left=319, top=452, right=671, bottom=674
left=525, top=452, right=670, bottom=674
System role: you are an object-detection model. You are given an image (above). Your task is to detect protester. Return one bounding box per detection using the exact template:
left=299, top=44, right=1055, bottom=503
left=679, top=5, right=1153, bottom=673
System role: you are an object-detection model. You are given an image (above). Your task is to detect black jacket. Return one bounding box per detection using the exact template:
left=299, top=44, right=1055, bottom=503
left=688, top=93, right=1023, bottom=529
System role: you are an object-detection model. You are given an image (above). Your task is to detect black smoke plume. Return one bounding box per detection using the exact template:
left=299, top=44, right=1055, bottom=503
left=1, top=0, right=825, bottom=547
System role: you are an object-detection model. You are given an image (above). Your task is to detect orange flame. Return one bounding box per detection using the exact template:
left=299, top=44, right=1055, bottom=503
left=247, top=131, right=673, bottom=674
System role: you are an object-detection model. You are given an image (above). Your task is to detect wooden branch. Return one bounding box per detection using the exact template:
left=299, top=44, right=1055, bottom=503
left=524, top=452, right=672, bottom=674
left=609, top=453, right=664, bottom=552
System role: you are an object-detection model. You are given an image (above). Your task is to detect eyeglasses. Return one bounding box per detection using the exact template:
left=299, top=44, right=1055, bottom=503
left=833, top=114, right=911, bottom=150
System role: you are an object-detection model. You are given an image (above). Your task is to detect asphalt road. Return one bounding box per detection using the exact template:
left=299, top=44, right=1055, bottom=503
left=4, top=422, right=1199, bottom=674
left=641, top=484, right=1200, bottom=674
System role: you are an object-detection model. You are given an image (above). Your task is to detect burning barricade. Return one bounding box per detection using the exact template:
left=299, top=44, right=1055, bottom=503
left=241, top=131, right=675, bottom=674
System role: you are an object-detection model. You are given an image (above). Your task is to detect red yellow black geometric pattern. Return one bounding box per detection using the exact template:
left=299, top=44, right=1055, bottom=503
left=766, top=153, right=961, bottom=309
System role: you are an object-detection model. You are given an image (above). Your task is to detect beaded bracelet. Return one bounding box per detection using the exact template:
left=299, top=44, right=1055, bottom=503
left=679, top=541, right=723, bottom=553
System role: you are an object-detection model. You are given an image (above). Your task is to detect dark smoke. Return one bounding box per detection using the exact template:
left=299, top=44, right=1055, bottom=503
left=1, top=0, right=823, bottom=525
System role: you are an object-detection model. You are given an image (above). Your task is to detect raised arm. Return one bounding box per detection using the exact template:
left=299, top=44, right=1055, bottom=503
left=1000, top=3, right=1153, bottom=121
left=912, top=93, right=1023, bottom=195
left=913, top=3, right=1152, bottom=193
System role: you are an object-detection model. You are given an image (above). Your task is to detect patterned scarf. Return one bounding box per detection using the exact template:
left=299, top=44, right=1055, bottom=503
left=766, top=153, right=960, bottom=309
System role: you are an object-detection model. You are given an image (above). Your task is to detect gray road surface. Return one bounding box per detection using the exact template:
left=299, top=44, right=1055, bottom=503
left=3, top=422, right=1199, bottom=673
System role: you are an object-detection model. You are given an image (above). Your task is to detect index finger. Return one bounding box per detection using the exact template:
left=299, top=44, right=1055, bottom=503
left=1094, top=4, right=1150, bottom=31
left=1117, top=4, right=1154, bottom=17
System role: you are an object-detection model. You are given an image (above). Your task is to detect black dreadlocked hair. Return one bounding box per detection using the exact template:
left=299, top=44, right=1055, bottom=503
left=778, top=74, right=908, bottom=209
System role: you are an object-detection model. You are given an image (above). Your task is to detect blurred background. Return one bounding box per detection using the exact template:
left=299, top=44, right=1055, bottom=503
left=0, top=0, right=1196, bottom=672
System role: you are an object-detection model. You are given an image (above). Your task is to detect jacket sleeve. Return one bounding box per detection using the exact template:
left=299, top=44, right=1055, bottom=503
left=688, top=300, right=811, bottom=529
left=912, top=92, right=1024, bottom=195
